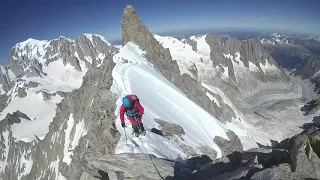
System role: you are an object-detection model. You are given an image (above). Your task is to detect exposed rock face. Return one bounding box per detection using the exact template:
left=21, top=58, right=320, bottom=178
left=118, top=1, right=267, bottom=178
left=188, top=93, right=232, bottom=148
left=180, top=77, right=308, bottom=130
left=260, top=33, right=320, bottom=69
left=122, top=5, right=237, bottom=123
left=82, top=153, right=174, bottom=180
left=0, top=38, right=119, bottom=180
left=17, top=87, right=27, bottom=98
left=122, top=5, right=180, bottom=83
left=167, top=126, right=320, bottom=180
left=250, top=163, right=292, bottom=180
left=214, top=130, right=243, bottom=156
left=41, top=91, right=52, bottom=101
left=184, top=38, right=197, bottom=52
left=154, top=118, right=185, bottom=137
left=0, top=65, right=12, bottom=92
left=14, top=110, right=31, bottom=120
left=289, top=133, right=320, bottom=179
left=295, top=55, right=320, bottom=94
left=3, top=110, right=31, bottom=125
left=27, top=81, right=40, bottom=88
left=295, top=55, right=320, bottom=79
left=205, top=35, right=290, bottom=101
left=8, top=34, right=116, bottom=79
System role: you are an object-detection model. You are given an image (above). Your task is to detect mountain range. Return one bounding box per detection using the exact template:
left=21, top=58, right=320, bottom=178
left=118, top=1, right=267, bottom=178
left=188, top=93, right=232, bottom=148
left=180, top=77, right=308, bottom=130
left=0, top=5, right=319, bottom=180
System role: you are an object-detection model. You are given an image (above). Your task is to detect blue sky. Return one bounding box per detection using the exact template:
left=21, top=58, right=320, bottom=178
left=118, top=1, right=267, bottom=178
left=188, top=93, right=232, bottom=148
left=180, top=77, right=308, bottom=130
left=0, top=0, right=319, bottom=64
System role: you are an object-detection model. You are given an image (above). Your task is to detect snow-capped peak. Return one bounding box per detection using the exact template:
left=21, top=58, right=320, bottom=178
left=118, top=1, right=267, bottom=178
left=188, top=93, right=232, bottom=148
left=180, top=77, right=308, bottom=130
left=272, top=33, right=281, bottom=38
left=0, top=65, right=6, bottom=74
left=16, top=38, right=49, bottom=49
left=83, top=33, right=94, bottom=42
left=82, top=33, right=111, bottom=46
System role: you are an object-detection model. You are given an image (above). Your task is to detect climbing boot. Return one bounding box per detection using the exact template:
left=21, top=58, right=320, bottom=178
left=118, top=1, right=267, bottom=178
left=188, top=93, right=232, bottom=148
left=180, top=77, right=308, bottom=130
left=140, top=131, right=146, bottom=136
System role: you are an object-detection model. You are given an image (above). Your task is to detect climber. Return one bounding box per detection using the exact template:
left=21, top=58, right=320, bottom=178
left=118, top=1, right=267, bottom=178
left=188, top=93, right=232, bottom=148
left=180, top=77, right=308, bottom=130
left=120, top=94, right=146, bottom=137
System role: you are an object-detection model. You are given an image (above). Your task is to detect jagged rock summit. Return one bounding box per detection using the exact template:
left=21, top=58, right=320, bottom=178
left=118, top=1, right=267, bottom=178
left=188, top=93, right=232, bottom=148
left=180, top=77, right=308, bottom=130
left=122, top=5, right=180, bottom=82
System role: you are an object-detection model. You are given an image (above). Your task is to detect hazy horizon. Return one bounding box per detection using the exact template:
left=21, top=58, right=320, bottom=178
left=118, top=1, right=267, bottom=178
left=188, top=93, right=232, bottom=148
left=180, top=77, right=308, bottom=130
left=1, top=0, right=319, bottom=64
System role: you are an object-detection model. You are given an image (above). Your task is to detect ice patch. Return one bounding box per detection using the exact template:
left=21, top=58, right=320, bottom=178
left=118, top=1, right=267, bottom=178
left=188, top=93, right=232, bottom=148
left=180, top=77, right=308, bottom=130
left=8, top=69, right=16, bottom=81
left=62, top=114, right=75, bottom=165
left=0, top=84, right=5, bottom=95
left=84, top=56, right=92, bottom=64
left=114, top=45, right=122, bottom=49
left=62, top=116, right=87, bottom=165
left=222, top=66, right=229, bottom=78
left=97, top=53, right=105, bottom=60
left=0, top=65, right=6, bottom=74
left=205, top=92, right=220, bottom=107
left=260, top=59, right=279, bottom=73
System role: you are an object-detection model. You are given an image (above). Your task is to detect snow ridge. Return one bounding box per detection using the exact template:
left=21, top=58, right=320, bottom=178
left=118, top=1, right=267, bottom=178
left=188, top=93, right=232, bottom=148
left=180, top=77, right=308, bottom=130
left=112, top=42, right=229, bottom=159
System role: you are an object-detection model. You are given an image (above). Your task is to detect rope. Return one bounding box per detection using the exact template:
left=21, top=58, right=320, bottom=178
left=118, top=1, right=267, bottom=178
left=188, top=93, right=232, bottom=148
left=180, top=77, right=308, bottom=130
left=135, top=116, right=165, bottom=180
left=138, top=135, right=165, bottom=180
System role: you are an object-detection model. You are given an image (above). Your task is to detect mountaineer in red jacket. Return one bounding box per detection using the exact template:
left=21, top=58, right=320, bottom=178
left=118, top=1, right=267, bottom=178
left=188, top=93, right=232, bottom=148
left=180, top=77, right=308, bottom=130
left=120, top=94, right=146, bottom=137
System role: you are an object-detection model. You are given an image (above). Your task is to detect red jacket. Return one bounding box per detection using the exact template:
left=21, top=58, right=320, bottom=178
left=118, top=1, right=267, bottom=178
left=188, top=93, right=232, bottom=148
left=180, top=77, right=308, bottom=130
left=120, top=94, right=144, bottom=125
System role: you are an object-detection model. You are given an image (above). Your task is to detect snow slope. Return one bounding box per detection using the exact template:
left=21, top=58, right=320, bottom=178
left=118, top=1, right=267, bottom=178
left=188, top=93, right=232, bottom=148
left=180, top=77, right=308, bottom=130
left=111, top=42, right=229, bottom=159
left=0, top=57, right=88, bottom=142
left=0, top=85, right=63, bottom=142
left=154, top=34, right=214, bottom=80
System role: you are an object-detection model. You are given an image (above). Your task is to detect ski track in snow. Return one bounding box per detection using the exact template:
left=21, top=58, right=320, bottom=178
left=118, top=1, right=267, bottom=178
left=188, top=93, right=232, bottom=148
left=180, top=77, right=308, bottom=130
left=112, top=42, right=229, bottom=160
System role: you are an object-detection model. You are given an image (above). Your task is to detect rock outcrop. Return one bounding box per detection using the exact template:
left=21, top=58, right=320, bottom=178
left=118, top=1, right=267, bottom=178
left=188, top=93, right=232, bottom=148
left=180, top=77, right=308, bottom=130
left=0, top=37, right=120, bottom=180
left=3, top=110, right=31, bottom=125
left=154, top=118, right=185, bottom=137
left=167, top=125, right=320, bottom=180
left=122, top=5, right=237, bottom=123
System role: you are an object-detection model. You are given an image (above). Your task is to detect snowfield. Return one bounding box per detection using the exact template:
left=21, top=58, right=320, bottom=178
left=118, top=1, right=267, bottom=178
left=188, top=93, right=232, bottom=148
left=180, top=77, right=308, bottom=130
left=111, top=42, right=230, bottom=159
left=1, top=87, right=63, bottom=142
left=0, top=57, right=89, bottom=142
left=154, top=34, right=214, bottom=80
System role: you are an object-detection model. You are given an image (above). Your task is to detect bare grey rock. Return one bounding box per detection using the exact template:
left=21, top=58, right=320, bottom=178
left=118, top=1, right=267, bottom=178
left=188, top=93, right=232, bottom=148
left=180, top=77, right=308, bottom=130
left=213, top=130, right=243, bottom=156
left=0, top=94, right=9, bottom=112
left=155, top=118, right=185, bottom=137
left=0, top=34, right=119, bottom=180
left=27, top=81, right=40, bottom=88
left=199, top=145, right=217, bottom=160
left=0, top=65, right=11, bottom=92
left=210, top=166, right=256, bottom=180
left=289, top=133, right=320, bottom=179
left=251, top=163, right=292, bottom=180
left=41, top=91, right=51, bottom=101
left=79, top=172, right=100, bottom=180
left=184, top=38, right=197, bottom=52
left=82, top=153, right=174, bottom=180
left=17, top=87, right=27, bottom=98
left=56, top=91, right=67, bottom=98
left=14, top=110, right=31, bottom=120
left=121, top=5, right=237, bottom=124
left=4, top=113, right=21, bottom=124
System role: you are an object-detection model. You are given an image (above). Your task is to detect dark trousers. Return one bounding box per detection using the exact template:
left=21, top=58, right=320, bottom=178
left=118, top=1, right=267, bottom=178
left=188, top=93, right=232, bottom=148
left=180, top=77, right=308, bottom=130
left=132, top=123, right=145, bottom=134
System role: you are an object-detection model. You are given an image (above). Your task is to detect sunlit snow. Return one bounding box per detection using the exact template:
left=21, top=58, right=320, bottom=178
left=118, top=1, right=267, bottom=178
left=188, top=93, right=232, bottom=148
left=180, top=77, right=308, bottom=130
left=112, top=42, right=229, bottom=159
